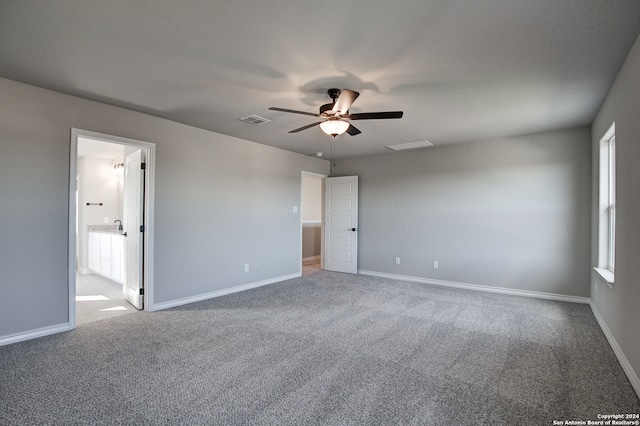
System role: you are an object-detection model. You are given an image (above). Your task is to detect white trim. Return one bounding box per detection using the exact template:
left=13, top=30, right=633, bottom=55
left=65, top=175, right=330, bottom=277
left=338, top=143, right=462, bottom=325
left=596, top=123, right=616, bottom=274
left=301, top=171, right=327, bottom=179
left=358, top=270, right=591, bottom=304
left=69, top=128, right=156, bottom=323
left=590, top=302, right=640, bottom=398
left=150, top=273, right=301, bottom=312
left=68, top=132, right=78, bottom=329
left=0, top=323, right=71, bottom=347
left=303, top=255, right=321, bottom=262
left=593, top=267, right=614, bottom=287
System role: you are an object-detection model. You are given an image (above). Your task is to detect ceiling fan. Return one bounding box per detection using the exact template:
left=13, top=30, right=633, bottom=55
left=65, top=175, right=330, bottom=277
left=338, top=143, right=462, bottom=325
left=269, top=88, right=403, bottom=137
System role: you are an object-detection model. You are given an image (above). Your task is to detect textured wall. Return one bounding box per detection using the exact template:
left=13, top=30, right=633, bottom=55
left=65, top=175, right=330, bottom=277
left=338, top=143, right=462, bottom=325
left=334, top=127, right=592, bottom=297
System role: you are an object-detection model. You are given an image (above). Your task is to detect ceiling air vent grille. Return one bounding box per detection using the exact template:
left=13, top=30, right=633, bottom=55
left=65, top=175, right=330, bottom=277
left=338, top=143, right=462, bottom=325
left=386, top=140, right=433, bottom=151
left=240, top=114, right=271, bottom=125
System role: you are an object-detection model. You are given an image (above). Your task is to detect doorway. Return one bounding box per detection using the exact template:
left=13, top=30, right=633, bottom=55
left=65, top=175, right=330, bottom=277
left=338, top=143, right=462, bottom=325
left=68, top=129, right=155, bottom=328
left=301, top=172, right=326, bottom=275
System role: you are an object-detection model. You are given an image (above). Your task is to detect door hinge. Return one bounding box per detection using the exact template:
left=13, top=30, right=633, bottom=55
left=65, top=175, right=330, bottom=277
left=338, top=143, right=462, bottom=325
left=139, top=288, right=144, bottom=295
left=141, top=162, right=146, bottom=170
left=140, top=225, right=145, bottom=232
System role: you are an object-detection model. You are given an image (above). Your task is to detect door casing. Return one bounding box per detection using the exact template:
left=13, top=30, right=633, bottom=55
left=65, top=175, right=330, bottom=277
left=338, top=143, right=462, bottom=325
left=68, top=128, right=156, bottom=328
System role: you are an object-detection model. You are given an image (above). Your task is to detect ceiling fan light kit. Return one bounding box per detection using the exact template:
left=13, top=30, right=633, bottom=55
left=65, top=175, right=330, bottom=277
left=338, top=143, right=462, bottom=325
left=269, top=88, right=403, bottom=138
left=320, top=119, right=350, bottom=137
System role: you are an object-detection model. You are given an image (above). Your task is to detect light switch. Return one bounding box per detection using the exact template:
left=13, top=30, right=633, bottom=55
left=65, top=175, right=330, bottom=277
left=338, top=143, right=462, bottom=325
left=292, top=206, right=298, bottom=213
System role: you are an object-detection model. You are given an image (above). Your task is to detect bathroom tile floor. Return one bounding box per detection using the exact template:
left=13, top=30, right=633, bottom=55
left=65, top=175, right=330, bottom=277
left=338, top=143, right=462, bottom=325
left=76, top=272, right=140, bottom=326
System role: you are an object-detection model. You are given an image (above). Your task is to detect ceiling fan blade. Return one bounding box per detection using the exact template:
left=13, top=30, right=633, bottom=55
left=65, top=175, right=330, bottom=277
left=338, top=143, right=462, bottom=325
left=346, top=124, right=361, bottom=136
left=269, top=107, right=319, bottom=117
left=331, top=89, right=360, bottom=115
left=289, top=122, right=323, bottom=133
left=348, top=111, right=403, bottom=120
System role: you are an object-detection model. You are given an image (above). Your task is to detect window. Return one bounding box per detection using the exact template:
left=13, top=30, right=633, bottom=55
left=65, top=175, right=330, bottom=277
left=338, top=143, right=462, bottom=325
left=595, top=123, right=615, bottom=284
left=607, top=134, right=615, bottom=272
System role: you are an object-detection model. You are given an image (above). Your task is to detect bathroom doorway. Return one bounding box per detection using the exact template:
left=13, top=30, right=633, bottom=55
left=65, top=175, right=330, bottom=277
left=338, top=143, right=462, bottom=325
left=68, top=129, right=155, bottom=328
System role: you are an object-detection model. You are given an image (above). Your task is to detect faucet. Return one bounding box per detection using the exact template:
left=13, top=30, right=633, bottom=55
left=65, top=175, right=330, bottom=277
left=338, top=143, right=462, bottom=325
left=114, top=219, right=123, bottom=231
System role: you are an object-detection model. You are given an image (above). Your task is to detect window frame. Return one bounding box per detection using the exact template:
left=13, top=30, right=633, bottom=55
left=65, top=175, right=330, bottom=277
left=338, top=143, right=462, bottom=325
left=607, top=134, right=615, bottom=273
left=594, top=123, right=616, bottom=285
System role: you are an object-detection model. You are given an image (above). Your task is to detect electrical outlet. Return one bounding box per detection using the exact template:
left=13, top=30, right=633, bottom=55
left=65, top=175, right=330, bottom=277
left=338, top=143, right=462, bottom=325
left=244, top=264, right=249, bottom=272
left=433, top=261, right=439, bottom=269
left=395, top=257, right=400, bottom=265
left=103, top=217, right=109, bottom=224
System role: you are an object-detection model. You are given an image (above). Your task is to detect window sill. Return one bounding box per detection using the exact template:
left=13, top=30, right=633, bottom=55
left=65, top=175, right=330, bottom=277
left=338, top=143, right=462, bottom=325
left=593, top=267, right=614, bottom=287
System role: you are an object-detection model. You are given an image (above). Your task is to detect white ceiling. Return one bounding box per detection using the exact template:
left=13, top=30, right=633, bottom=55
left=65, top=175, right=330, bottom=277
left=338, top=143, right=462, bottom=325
left=77, top=137, right=124, bottom=160
left=1, top=1, right=639, bottom=159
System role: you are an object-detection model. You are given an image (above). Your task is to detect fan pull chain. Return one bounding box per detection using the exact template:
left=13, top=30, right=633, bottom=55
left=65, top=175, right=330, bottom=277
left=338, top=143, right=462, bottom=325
left=330, top=140, right=335, bottom=174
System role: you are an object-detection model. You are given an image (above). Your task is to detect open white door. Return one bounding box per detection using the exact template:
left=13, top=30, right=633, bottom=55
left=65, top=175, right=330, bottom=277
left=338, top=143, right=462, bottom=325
left=123, top=149, right=145, bottom=309
left=324, top=176, right=358, bottom=274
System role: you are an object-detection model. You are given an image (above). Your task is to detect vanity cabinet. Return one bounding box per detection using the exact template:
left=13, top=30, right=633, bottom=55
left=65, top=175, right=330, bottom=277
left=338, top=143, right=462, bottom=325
left=88, top=232, right=101, bottom=272
left=88, top=232, right=125, bottom=284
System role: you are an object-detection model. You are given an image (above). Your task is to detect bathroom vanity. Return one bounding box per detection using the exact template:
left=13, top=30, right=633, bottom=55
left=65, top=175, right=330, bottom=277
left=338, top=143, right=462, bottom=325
left=88, top=230, right=125, bottom=284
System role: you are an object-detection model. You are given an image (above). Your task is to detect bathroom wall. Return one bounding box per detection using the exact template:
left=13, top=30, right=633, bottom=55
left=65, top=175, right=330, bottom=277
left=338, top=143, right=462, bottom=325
left=76, top=156, right=122, bottom=272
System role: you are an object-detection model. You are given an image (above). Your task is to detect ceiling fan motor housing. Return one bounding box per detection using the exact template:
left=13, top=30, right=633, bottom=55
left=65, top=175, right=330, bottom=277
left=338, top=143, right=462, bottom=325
left=320, top=89, right=342, bottom=116
left=319, top=103, right=334, bottom=116
left=327, top=88, right=341, bottom=100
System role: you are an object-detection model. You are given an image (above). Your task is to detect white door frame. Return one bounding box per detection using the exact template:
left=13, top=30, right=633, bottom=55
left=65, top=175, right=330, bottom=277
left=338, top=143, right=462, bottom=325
left=68, top=128, right=156, bottom=328
left=300, top=171, right=327, bottom=274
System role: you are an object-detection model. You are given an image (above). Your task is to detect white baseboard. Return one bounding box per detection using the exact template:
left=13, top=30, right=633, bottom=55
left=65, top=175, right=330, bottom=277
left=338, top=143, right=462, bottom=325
left=302, top=255, right=320, bottom=262
left=590, top=302, right=640, bottom=398
left=150, top=272, right=301, bottom=312
left=0, top=323, right=71, bottom=347
left=358, top=270, right=591, bottom=304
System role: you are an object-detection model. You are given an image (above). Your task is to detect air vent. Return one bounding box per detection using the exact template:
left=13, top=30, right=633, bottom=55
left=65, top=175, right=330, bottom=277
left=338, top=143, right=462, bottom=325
left=386, top=140, right=433, bottom=151
left=240, top=114, right=271, bottom=125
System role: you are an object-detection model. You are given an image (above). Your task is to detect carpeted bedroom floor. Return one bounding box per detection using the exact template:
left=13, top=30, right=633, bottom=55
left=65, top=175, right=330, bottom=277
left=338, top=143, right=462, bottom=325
left=1, top=271, right=638, bottom=425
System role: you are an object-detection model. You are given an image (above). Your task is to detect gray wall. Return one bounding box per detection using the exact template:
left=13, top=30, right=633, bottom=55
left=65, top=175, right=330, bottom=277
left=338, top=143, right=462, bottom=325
left=334, top=127, right=592, bottom=297
left=302, top=224, right=321, bottom=259
left=0, top=77, right=328, bottom=337
left=591, top=34, right=640, bottom=386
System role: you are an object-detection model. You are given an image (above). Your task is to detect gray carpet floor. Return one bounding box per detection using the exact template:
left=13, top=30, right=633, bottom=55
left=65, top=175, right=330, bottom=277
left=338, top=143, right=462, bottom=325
left=1, top=271, right=638, bottom=425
